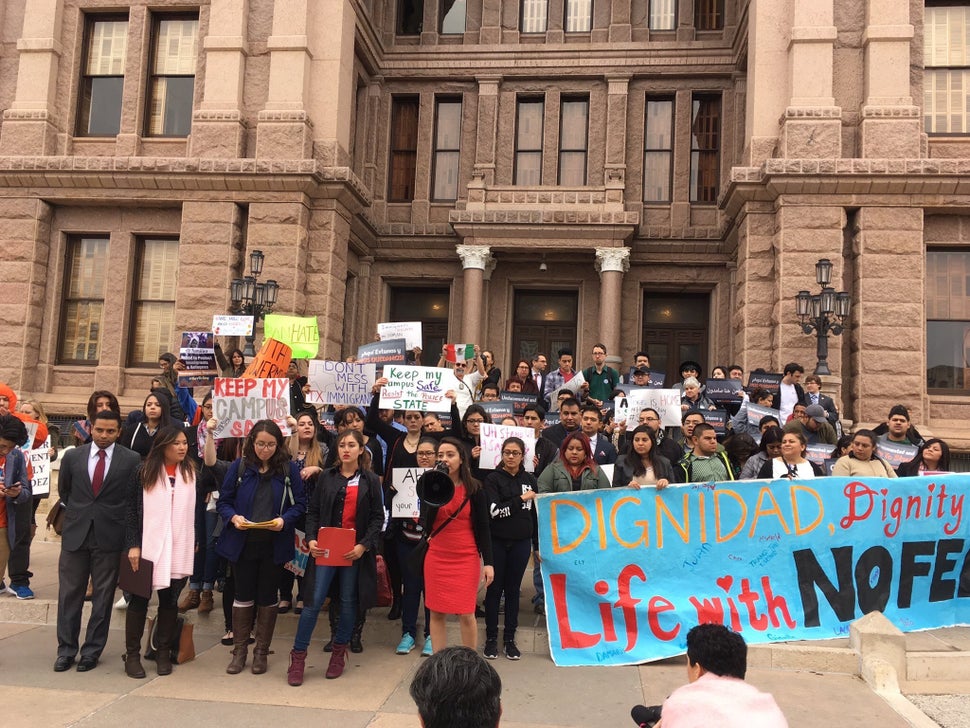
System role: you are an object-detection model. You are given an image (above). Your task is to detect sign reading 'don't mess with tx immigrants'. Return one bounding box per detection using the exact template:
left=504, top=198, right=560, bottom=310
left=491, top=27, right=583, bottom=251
left=537, top=474, right=970, bottom=667
left=378, top=365, right=455, bottom=412
left=211, top=377, right=291, bottom=437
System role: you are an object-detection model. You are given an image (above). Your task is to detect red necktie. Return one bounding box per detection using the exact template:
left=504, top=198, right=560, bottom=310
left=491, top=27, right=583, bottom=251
left=92, top=449, right=106, bottom=497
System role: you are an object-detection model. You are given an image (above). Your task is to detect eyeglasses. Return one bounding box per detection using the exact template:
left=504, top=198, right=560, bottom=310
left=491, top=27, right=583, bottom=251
left=502, top=450, right=523, bottom=457
left=416, top=450, right=436, bottom=457
left=466, top=418, right=485, bottom=424
left=641, top=416, right=660, bottom=422
left=253, top=441, right=277, bottom=450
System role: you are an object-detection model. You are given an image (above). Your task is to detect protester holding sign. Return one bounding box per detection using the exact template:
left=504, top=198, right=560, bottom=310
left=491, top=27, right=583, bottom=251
left=611, top=425, right=673, bottom=490
left=287, top=430, right=383, bottom=685
left=537, top=432, right=611, bottom=494
left=483, top=437, right=537, bottom=661
left=898, top=438, right=952, bottom=476
left=425, top=438, right=494, bottom=652
left=831, top=430, right=897, bottom=478
left=216, top=420, right=305, bottom=677
left=214, top=344, right=246, bottom=378
left=459, top=404, right=491, bottom=481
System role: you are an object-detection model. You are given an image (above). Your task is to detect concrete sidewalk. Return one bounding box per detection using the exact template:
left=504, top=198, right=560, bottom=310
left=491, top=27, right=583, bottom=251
left=1, top=540, right=965, bottom=727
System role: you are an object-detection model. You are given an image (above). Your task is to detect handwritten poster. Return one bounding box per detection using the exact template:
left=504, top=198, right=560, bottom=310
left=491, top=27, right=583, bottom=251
left=307, top=360, right=376, bottom=407
left=212, top=315, right=254, bottom=336
left=263, top=314, right=320, bottom=359
left=391, top=467, right=429, bottom=518
left=242, top=339, right=292, bottom=379
left=284, top=529, right=311, bottom=577
left=615, top=389, right=681, bottom=428
left=211, top=377, right=291, bottom=437
left=537, top=474, right=970, bottom=666
left=378, top=321, right=423, bottom=351
left=479, top=423, right=537, bottom=472
left=379, top=365, right=455, bottom=413
left=26, top=438, right=51, bottom=497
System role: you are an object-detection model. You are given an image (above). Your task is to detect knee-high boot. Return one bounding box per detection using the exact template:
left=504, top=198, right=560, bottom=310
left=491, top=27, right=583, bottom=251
left=154, top=607, right=179, bottom=675
left=350, top=609, right=366, bottom=653
left=123, top=607, right=147, bottom=679
left=226, top=605, right=254, bottom=674
left=251, top=605, right=278, bottom=674
left=323, top=600, right=338, bottom=652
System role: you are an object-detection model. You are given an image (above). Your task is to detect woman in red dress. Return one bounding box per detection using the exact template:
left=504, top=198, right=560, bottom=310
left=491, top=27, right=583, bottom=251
left=424, top=437, right=494, bottom=652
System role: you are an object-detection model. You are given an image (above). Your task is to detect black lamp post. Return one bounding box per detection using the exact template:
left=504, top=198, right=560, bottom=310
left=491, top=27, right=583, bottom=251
left=795, top=258, right=851, bottom=376
left=229, top=249, right=279, bottom=357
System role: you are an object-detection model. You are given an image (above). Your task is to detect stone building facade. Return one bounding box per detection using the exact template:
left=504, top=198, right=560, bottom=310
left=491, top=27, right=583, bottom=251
left=0, top=0, right=968, bottom=444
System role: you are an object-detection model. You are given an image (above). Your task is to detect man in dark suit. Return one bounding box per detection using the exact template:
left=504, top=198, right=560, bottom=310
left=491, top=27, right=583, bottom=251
left=801, top=375, right=839, bottom=430
left=579, top=405, right=617, bottom=465
left=55, top=409, right=141, bottom=673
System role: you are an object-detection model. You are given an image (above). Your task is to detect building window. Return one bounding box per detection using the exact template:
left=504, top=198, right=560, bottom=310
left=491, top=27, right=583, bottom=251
left=558, top=98, right=589, bottom=186
left=432, top=99, right=462, bottom=201
left=521, top=0, right=549, bottom=32
left=644, top=98, right=674, bottom=202
left=565, top=0, right=592, bottom=32
left=926, top=249, right=970, bottom=392
left=397, top=0, right=424, bottom=34
left=129, top=238, right=179, bottom=367
left=389, top=98, right=419, bottom=202
left=77, top=17, right=128, bottom=136
left=694, top=0, right=724, bottom=31
left=649, top=0, right=676, bottom=30
left=146, top=15, right=198, bottom=137
left=515, top=98, right=544, bottom=185
left=59, top=236, right=109, bottom=364
left=925, top=5, right=970, bottom=134
left=690, top=95, right=720, bottom=203
left=441, top=0, right=466, bottom=34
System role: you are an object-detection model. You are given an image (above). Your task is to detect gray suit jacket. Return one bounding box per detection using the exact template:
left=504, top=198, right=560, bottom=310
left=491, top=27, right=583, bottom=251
left=59, top=443, right=141, bottom=552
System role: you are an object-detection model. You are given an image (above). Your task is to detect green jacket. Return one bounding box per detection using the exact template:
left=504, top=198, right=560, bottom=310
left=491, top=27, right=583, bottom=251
left=537, top=459, right=612, bottom=494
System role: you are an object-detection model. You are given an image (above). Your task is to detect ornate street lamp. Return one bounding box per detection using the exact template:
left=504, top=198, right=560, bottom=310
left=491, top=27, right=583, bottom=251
left=228, top=249, right=280, bottom=356
left=795, top=258, right=851, bottom=376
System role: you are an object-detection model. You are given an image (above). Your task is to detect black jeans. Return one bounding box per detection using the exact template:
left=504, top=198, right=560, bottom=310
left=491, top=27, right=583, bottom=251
left=484, top=536, right=532, bottom=642
left=233, top=538, right=280, bottom=607
left=128, top=577, right=188, bottom=612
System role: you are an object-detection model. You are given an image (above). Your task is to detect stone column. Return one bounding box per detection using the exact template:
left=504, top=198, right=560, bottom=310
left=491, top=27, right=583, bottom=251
left=190, top=0, right=249, bottom=157
left=478, top=0, right=500, bottom=44
left=456, top=245, right=494, bottom=346
left=848, top=208, right=924, bottom=424
left=732, top=202, right=777, bottom=372
left=472, top=76, right=502, bottom=185
left=246, top=201, right=311, bottom=327
left=779, top=0, right=841, bottom=158
left=595, top=248, right=630, bottom=358
left=0, top=0, right=64, bottom=155
left=354, top=256, right=375, bottom=354
left=859, top=0, right=919, bottom=158
left=608, top=0, right=632, bottom=42
left=604, top=77, right=630, bottom=189
left=305, top=0, right=355, bottom=165
left=256, top=0, right=314, bottom=159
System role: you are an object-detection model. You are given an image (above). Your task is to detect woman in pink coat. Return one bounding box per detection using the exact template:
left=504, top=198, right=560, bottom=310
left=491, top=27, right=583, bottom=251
left=123, top=425, right=197, bottom=678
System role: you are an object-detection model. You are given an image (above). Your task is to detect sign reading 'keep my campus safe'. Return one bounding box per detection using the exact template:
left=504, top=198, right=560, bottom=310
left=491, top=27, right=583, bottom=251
left=536, top=474, right=969, bottom=666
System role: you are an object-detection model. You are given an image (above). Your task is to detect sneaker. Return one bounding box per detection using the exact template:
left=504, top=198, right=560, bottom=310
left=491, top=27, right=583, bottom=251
left=483, top=639, right=499, bottom=660
left=11, top=585, right=34, bottom=600
left=114, top=595, right=128, bottom=610
left=421, top=636, right=433, bottom=657
left=396, top=633, right=416, bottom=655
left=504, top=640, right=521, bottom=660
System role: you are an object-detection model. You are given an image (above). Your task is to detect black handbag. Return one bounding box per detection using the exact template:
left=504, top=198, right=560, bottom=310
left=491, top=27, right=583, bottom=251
left=406, top=496, right=469, bottom=577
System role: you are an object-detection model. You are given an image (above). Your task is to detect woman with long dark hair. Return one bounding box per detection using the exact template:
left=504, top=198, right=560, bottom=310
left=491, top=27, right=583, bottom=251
left=832, top=430, right=897, bottom=478
left=507, top=360, right=539, bottom=394
left=424, top=437, right=494, bottom=652
left=482, top=436, right=536, bottom=660
left=898, top=437, right=952, bottom=476
left=121, top=391, right=173, bottom=459
left=323, top=406, right=384, bottom=476
left=123, top=426, right=197, bottom=678
left=217, top=420, right=305, bottom=676
left=612, top=425, right=673, bottom=489
left=756, top=430, right=824, bottom=479
left=287, top=429, right=383, bottom=684
left=537, top=432, right=612, bottom=493
left=459, top=404, right=490, bottom=481
left=215, top=345, right=246, bottom=378
left=738, top=426, right=785, bottom=480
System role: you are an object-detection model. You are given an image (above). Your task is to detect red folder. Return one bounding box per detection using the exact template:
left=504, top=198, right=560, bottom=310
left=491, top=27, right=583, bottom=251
left=315, top=527, right=357, bottom=567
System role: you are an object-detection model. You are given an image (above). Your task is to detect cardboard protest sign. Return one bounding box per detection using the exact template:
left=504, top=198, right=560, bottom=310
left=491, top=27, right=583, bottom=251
left=537, top=474, right=970, bottom=666
left=306, top=360, right=375, bottom=407
left=479, top=423, right=537, bottom=472
left=378, top=321, right=422, bottom=351
left=212, top=315, right=253, bottom=336
left=391, top=467, right=428, bottom=518
left=357, top=339, right=407, bottom=373
left=479, top=401, right=515, bottom=423
left=243, top=339, right=292, bottom=379
left=705, top=379, right=743, bottom=403
left=263, top=314, right=320, bottom=359
left=615, top=389, right=681, bottom=428
left=284, top=529, right=311, bottom=577
left=875, top=440, right=919, bottom=470
left=178, top=331, right=218, bottom=387
left=378, top=365, right=455, bottom=413
left=25, top=438, right=51, bottom=497
left=747, top=372, right=783, bottom=395
left=212, top=377, right=291, bottom=437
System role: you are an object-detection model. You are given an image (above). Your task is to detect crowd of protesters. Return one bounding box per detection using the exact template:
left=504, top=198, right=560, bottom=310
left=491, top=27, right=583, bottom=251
left=0, top=338, right=953, bottom=685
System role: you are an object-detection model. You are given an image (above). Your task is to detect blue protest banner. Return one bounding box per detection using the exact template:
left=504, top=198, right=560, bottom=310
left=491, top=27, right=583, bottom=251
left=536, top=474, right=970, bottom=667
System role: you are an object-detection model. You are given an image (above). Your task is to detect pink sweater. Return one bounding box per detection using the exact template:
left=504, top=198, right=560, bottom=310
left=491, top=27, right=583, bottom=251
left=661, top=672, right=788, bottom=728
left=142, top=469, right=196, bottom=590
